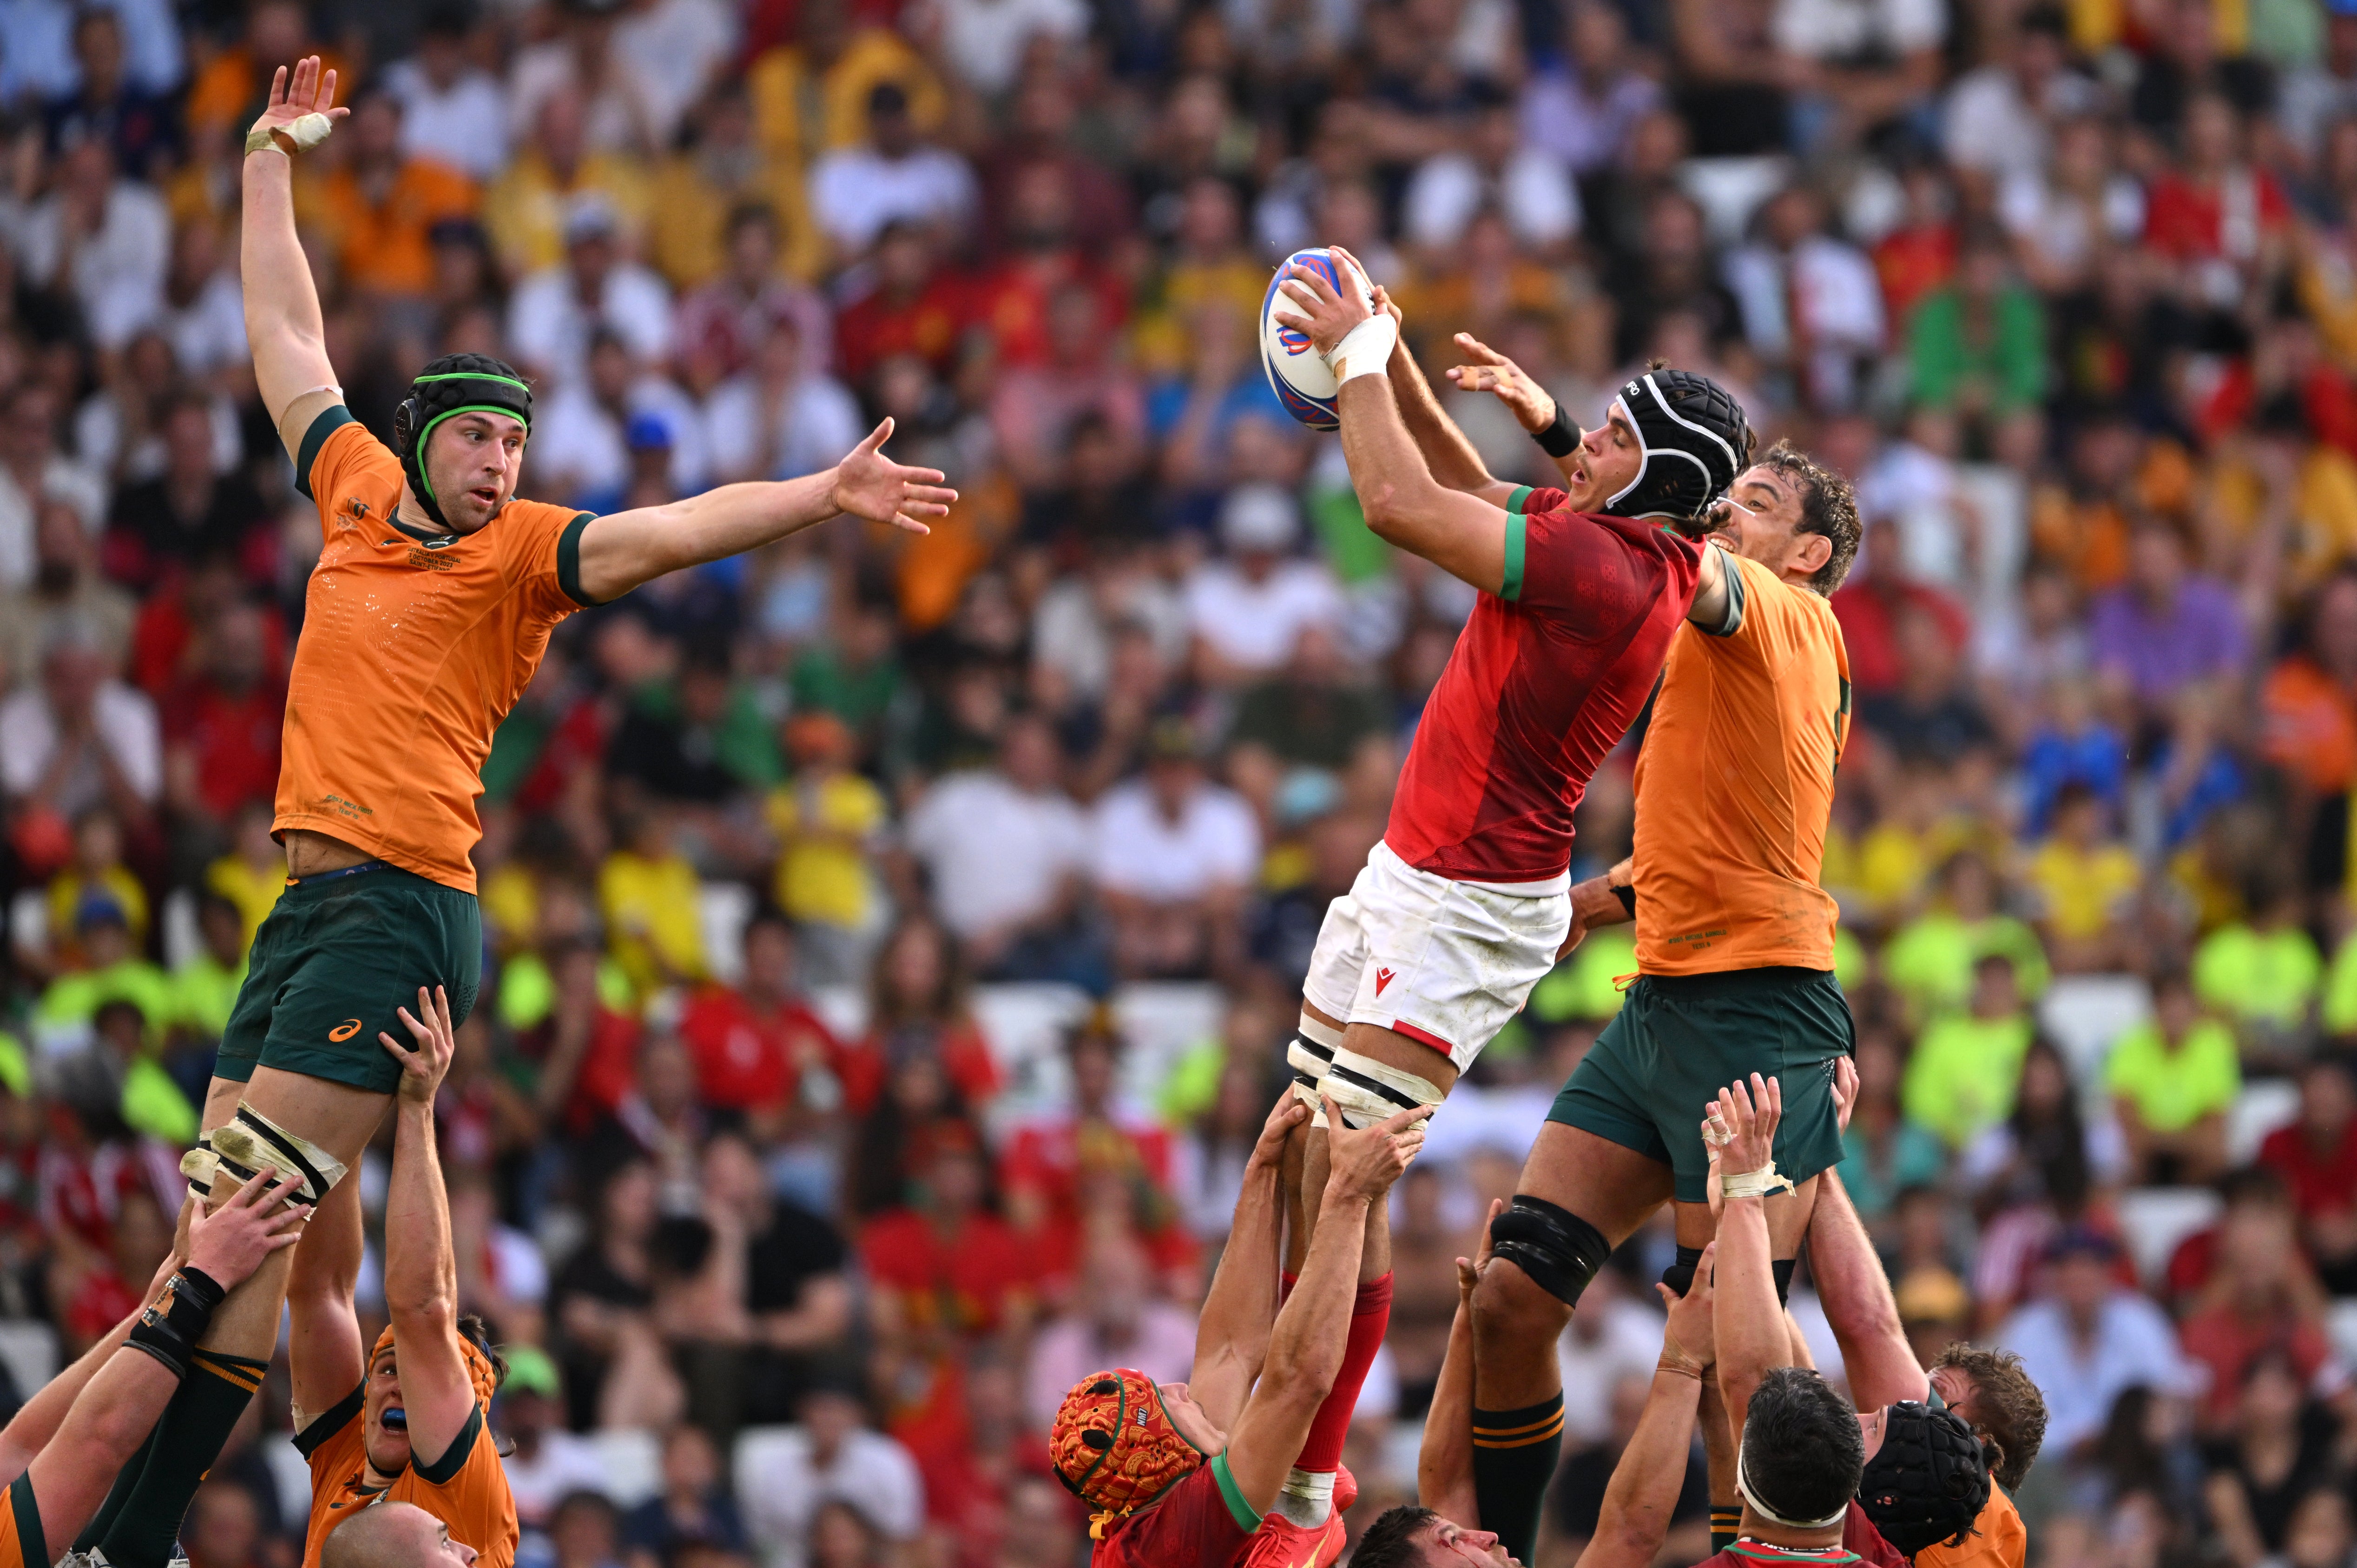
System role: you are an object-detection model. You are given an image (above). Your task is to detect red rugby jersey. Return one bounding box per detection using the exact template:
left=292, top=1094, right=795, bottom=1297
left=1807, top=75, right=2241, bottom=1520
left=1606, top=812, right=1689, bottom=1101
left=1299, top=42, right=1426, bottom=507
left=1385, top=488, right=1702, bottom=884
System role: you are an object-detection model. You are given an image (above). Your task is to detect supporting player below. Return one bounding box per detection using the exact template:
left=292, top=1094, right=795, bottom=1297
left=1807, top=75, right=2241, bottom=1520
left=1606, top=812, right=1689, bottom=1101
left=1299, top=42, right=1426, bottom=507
left=1047, top=1096, right=1427, bottom=1565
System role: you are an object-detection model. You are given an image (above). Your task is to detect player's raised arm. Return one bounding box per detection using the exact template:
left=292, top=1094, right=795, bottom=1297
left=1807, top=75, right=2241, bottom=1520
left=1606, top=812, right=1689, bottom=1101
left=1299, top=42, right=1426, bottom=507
left=1273, top=264, right=1513, bottom=595
left=1580, top=1247, right=1720, bottom=1568
left=1222, top=1101, right=1429, bottom=1516
left=378, top=987, right=476, bottom=1471
left=1189, top=1092, right=1308, bottom=1429
left=286, top=1168, right=367, bottom=1425
left=241, top=56, right=349, bottom=448
left=1811, top=1061, right=1931, bottom=1411
left=1446, top=331, right=1583, bottom=490
left=1707, top=1075, right=1789, bottom=1432
left=570, top=418, right=956, bottom=604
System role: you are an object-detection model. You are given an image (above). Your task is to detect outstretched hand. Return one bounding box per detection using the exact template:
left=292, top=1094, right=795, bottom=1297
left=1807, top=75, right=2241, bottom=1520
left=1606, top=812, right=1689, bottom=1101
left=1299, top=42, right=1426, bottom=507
left=1457, top=1195, right=1508, bottom=1300
left=1703, top=1073, right=1782, bottom=1219
left=830, top=419, right=957, bottom=536
left=1657, top=1239, right=1717, bottom=1373
left=1323, top=1096, right=1431, bottom=1201
left=1445, top=333, right=1558, bottom=435
left=185, top=1170, right=309, bottom=1290
left=1271, top=249, right=1375, bottom=360
left=380, top=985, right=457, bottom=1106
left=248, top=56, right=348, bottom=151
left=1831, top=1054, right=1858, bottom=1134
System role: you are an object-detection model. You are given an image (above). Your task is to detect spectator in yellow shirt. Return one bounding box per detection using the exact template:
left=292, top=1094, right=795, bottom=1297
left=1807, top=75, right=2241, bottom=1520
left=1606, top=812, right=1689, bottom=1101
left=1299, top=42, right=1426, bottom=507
left=203, top=800, right=287, bottom=954
left=2023, top=781, right=2141, bottom=971
left=296, top=88, right=478, bottom=299
left=486, top=91, right=652, bottom=278
left=766, top=712, right=888, bottom=983
left=1902, top=952, right=2040, bottom=1149
left=650, top=82, right=825, bottom=290
left=746, top=0, right=947, bottom=170
left=2105, top=967, right=2238, bottom=1187
left=43, top=807, right=146, bottom=968
left=2194, top=875, right=2324, bottom=1069
left=599, top=809, right=710, bottom=999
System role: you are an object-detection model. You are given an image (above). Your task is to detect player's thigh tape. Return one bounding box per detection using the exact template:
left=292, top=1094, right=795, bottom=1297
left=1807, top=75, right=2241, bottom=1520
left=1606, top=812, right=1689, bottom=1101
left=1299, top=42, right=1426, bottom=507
left=1488, top=1194, right=1612, bottom=1308
left=1315, top=1046, right=1443, bottom=1131
left=187, top=1107, right=348, bottom=1207
left=1288, top=1014, right=1345, bottom=1120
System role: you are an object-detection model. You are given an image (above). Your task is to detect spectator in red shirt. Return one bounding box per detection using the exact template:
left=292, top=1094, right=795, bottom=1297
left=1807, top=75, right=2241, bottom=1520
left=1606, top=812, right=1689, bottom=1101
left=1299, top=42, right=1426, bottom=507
left=676, top=909, right=843, bottom=1131
left=519, top=939, right=645, bottom=1138
left=1831, top=519, right=1975, bottom=696
left=2176, top=1185, right=2352, bottom=1435
left=2260, top=1058, right=2357, bottom=1294
left=836, top=914, right=1002, bottom=1116
left=2142, top=92, right=2290, bottom=285
left=998, top=1015, right=1198, bottom=1301
left=833, top=220, right=967, bottom=387
left=862, top=1123, right=1033, bottom=1335
left=162, top=597, right=283, bottom=823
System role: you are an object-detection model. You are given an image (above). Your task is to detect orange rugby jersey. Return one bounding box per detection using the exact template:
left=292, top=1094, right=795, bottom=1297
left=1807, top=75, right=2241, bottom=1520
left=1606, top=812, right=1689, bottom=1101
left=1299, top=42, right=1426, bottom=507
left=0, top=1470, right=43, bottom=1568
left=297, top=1383, right=519, bottom=1568
left=279, top=409, right=595, bottom=893
left=1632, top=551, right=1851, bottom=975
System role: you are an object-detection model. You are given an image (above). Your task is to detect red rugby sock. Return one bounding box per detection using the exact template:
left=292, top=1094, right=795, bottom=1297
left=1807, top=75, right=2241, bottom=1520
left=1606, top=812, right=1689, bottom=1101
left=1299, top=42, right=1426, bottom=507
left=1296, top=1272, right=1393, bottom=1474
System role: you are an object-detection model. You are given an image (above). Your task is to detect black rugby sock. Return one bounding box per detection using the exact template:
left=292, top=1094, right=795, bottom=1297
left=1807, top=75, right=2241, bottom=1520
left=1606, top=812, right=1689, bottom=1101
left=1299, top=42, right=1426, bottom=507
left=97, top=1351, right=267, bottom=1568
left=1712, top=1506, right=1743, bottom=1552
left=1471, top=1393, right=1564, bottom=1565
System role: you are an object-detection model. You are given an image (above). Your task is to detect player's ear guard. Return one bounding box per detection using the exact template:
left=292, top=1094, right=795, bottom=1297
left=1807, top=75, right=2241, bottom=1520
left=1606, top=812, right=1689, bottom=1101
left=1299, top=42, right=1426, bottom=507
left=1488, top=1194, right=1612, bottom=1307
left=1310, top=1046, right=1444, bottom=1132
left=186, top=1106, right=349, bottom=1208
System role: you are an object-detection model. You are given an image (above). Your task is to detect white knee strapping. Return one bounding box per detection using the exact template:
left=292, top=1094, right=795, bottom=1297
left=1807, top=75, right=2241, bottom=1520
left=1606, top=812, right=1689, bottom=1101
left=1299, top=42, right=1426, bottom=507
left=1289, top=1014, right=1346, bottom=1117
left=196, top=1106, right=348, bottom=1207
left=1316, top=1046, right=1445, bottom=1131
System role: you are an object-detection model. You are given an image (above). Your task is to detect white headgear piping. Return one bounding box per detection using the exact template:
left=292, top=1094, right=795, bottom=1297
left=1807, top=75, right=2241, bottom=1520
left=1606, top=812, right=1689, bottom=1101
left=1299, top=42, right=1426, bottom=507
left=1605, top=373, right=1740, bottom=515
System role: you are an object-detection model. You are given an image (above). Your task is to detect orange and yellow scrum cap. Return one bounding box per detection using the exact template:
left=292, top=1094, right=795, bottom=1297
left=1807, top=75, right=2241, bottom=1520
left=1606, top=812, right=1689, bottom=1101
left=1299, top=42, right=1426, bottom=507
left=1048, top=1368, right=1204, bottom=1531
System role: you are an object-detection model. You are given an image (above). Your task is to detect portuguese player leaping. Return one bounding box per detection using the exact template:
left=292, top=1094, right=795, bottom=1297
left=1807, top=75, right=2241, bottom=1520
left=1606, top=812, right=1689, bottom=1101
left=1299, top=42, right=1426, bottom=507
left=84, top=57, right=955, bottom=1568
left=1269, top=252, right=1758, bottom=1563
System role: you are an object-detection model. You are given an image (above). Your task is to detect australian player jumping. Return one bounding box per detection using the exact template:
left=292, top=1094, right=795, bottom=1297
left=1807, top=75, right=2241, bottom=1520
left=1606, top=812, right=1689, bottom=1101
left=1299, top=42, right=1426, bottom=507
left=86, top=56, right=955, bottom=1568
left=1047, top=1093, right=1425, bottom=1565
left=1270, top=251, right=1765, bottom=1560
left=285, top=988, right=517, bottom=1568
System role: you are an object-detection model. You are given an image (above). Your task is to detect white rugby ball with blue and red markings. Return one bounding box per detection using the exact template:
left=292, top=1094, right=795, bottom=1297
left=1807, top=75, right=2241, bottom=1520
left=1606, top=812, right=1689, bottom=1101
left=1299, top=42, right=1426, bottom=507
left=1261, top=247, right=1376, bottom=431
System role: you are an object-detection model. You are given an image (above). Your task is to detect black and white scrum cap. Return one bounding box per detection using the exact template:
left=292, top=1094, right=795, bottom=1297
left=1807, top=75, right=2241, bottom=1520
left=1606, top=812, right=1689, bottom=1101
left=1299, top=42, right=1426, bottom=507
left=1600, top=369, right=1752, bottom=522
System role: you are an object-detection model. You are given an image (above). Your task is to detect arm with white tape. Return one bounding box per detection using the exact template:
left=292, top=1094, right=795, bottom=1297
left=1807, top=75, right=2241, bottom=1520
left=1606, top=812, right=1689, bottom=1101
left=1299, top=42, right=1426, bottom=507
left=1271, top=255, right=1522, bottom=597
left=1707, top=1073, right=1790, bottom=1435
left=241, top=55, right=348, bottom=439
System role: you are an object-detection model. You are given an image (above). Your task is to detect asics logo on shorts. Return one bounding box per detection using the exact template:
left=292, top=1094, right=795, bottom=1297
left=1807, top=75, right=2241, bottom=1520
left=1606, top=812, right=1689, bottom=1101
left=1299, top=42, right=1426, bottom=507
left=329, top=1018, right=363, bottom=1042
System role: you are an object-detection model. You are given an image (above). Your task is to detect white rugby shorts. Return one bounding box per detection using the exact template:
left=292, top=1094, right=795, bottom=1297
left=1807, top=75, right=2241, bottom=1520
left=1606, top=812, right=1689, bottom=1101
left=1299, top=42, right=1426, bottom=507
left=1301, top=840, right=1570, bottom=1071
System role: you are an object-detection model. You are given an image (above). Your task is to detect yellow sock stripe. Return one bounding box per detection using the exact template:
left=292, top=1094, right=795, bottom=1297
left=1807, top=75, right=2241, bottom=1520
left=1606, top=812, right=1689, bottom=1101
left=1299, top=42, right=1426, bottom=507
left=1472, top=1411, right=1567, bottom=1440
left=190, top=1354, right=267, bottom=1393
left=1471, top=1416, right=1564, bottom=1449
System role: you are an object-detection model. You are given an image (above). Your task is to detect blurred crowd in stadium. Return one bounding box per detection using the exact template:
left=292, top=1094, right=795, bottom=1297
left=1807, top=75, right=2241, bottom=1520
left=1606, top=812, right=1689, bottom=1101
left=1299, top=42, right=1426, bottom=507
left=13, top=0, right=2357, bottom=1561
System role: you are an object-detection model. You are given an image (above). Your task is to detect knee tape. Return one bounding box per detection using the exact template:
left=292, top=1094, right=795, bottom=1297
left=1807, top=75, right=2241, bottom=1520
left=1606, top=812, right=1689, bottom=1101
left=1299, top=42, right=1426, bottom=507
left=1661, top=1243, right=1706, bottom=1298
left=190, top=1107, right=348, bottom=1207
left=1314, top=1046, right=1443, bottom=1132
left=1288, top=1014, right=1344, bottom=1117
left=1488, top=1195, right=1612, bottom=1308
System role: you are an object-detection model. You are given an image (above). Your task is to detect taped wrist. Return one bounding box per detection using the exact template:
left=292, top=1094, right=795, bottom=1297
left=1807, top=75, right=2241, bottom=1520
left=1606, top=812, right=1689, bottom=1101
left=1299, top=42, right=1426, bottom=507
left=1488, top=1194, right=1611, bottom=1307
left=1661, top=1243, right=1706, bottom=1298
left=1531, top=402, right=1580, bottom=458
left=1720, top=1161, right=1795, bottom=1200
left=1333, top=315, right=1398, bottom=384
left=1315, top=1046, right=1443, bottom=1133
left=125, top=1267, right=226, bottom=1378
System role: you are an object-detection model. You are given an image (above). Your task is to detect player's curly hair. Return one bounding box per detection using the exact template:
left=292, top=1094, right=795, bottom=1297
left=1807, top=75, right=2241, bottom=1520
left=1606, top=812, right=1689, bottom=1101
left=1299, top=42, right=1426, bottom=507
left=1931, top=1345, right=2048, bottom=1491
left=1755, top=440, right=1861, bottom=596
left=1350, top=1506, right=1442, bottom=1568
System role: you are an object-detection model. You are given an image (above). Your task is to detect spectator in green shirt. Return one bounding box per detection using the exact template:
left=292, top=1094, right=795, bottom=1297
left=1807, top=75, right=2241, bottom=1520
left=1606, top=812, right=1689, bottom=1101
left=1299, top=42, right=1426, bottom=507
left=171, top=892, right=249, bottom=1044
left=1903, top=951, right=2040, bottom=1148
left=1839, top=1031, right=1949, bottom=1221
left=33, top=897, right=173, bottom=1049
left=1883, top=850, right=2051, bottom=1022
left=2106, top=967, right=2238, bottom=1186
left=2194, top=879, right=2323, bottom=1069
left=94, top=997, right=198, bottom=1146
left=1908, top=228, right=2047, bottom=420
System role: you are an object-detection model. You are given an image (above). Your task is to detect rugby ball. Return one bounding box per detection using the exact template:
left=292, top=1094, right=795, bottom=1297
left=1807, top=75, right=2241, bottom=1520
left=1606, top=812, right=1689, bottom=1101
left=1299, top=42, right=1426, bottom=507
left=1261, top=247, right=1376, bottom=432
